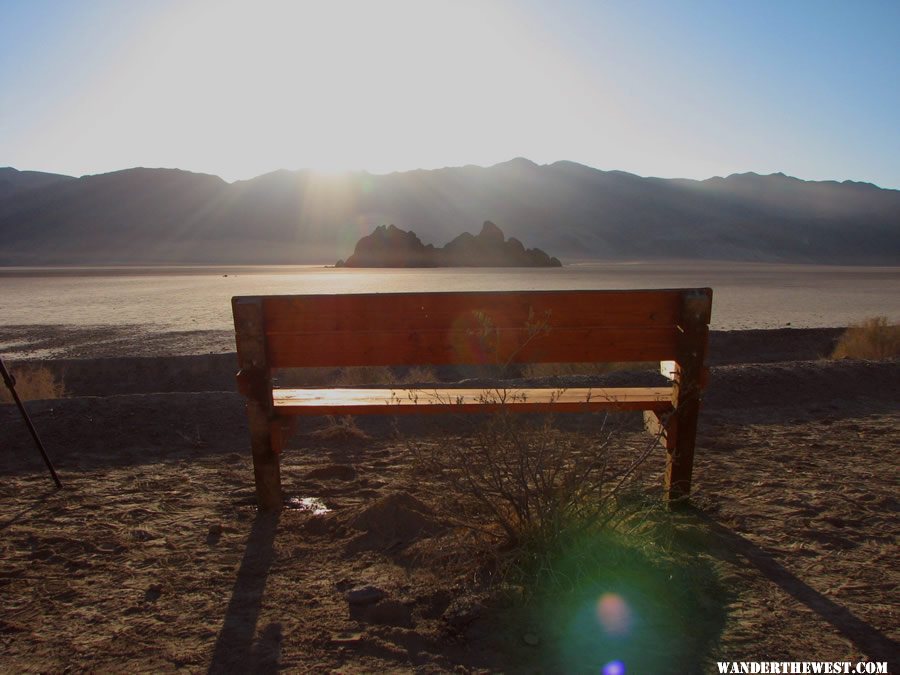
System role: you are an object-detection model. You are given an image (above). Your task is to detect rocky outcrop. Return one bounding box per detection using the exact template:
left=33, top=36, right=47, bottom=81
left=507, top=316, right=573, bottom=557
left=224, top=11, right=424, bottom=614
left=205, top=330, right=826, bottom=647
left=336, top=224, right=437, bottom=267
left=336, top=221, right=562, bottom=268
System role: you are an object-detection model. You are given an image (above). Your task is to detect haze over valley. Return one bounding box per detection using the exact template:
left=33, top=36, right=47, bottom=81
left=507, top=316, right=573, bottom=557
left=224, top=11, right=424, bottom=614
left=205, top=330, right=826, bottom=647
left=1, top=160, right=898, bottom=266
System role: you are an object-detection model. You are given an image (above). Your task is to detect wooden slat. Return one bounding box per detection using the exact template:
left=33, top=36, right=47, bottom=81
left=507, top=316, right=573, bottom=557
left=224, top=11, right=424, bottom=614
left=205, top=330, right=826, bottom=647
left=265, top=326, right=680, bottom=368
left=273, top=386, right=675, bottom=416
left=260, top=289, right=689, bottom=333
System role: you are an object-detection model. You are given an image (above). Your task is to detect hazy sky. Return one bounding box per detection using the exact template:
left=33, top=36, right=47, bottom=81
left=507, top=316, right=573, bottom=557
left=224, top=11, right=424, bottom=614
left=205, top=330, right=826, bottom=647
left=2, top=0, right=898, bottom=187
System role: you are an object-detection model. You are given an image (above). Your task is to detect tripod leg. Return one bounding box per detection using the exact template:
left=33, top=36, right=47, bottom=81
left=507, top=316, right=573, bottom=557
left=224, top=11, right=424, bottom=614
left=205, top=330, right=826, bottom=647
left=1, top=358, right=62, bottom=489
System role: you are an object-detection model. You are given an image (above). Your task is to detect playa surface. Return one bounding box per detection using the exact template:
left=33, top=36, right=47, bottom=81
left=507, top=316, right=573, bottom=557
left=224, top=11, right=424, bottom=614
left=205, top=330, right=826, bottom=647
left=1, top=327, right=898, bottom=672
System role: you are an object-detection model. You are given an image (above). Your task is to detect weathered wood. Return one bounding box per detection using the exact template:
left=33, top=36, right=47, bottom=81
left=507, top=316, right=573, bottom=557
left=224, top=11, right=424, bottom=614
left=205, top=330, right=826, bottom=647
left=232, top=297, right=282, bottom=511
left=248, top=402, right=282, bottom=511
left=232, top=288, right=712, bottom=505
left=665, top=288, right=712, bottom=502
left=265, top=326, right=680, bottom=368
left=262, top=289, right=684, bottom=333
left=643, top=410, right=676, bottom=450
left=261, top=291, right=708, bottom=368
left=273, top=386, right=675, bottom=416
left=233, top=297, right=269, bottom=373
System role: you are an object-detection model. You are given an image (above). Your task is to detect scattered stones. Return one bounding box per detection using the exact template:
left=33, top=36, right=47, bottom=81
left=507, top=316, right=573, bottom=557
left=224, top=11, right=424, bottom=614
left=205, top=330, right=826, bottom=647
left=346, top=585, right=386, bottom=606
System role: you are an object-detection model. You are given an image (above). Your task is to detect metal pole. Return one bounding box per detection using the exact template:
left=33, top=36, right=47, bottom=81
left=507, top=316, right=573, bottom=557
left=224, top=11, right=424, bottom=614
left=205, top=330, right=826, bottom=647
left=0, top=357, right=62, bottom=489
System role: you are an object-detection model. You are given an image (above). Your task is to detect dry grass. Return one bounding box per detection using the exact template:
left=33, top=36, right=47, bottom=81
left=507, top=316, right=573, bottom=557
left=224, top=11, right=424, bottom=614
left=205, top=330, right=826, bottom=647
left=307, top=415, right=370, bottom=440
left=832, top=316, right=900, bottom=360
left=0, top=363, right=65, bottom=403
left=407, top=401, right=662, bottom=550
left=401, top=404, right=731, bottom=675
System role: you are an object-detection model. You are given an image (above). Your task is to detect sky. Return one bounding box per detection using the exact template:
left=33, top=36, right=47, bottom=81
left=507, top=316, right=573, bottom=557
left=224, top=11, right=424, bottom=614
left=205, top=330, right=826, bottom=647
left=1, top=0, right=899, bottom=187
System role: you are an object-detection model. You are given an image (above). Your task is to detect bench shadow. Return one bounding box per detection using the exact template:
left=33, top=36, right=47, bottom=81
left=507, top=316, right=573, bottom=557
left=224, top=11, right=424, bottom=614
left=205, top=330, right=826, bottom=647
left=691, top=507, right=898, bottom=667
left=208, top=510, right=281, bottom=674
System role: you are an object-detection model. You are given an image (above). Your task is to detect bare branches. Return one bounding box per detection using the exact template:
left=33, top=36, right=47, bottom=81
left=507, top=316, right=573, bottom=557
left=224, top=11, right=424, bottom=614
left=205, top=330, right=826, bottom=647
left=405, top=391, right=662, bottom=550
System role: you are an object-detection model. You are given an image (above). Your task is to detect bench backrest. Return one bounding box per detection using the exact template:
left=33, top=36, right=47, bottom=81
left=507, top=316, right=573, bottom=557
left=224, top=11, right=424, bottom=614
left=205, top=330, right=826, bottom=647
left=232, top=288, right=712, bottom=371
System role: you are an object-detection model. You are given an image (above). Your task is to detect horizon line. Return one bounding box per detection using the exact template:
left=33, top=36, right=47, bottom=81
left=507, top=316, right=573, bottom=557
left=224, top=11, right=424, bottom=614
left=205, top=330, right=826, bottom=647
left=2, top=158, right=896, bottom=192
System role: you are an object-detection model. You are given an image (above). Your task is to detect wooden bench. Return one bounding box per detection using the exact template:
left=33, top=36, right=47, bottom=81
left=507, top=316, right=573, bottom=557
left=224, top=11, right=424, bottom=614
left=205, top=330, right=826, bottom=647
left=232, top=288, right=712, bottom=511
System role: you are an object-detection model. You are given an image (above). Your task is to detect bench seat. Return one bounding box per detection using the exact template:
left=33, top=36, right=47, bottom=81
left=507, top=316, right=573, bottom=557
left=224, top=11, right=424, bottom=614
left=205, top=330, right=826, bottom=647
left=272, top=386, right=675, bottom=416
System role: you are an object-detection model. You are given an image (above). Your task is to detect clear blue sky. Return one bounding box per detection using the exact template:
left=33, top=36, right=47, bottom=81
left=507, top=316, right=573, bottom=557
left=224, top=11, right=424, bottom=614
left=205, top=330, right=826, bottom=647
left=1, top=0, right=898, bottom=188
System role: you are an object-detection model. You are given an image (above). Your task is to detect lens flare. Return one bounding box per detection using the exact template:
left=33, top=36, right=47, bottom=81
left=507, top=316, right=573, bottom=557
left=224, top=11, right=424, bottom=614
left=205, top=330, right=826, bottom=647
left=596, top=593, right=632, bottom=637
left=602, top=659, right=626, bottom=675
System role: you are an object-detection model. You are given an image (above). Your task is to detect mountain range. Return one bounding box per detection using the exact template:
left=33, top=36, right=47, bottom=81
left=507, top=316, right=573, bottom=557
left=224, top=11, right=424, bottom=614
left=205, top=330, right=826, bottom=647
left=0, top=159, right=897, bottom=265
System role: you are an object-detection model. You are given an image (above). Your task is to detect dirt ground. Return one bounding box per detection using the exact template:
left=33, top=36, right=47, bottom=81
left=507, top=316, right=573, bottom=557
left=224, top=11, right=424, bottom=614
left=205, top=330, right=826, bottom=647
left=1, top=329, right=898, bottom=673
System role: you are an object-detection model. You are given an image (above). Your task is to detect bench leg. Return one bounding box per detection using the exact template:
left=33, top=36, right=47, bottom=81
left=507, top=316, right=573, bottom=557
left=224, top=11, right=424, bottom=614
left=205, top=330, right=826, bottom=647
left=664, top=399, right=699, bottom=503
left=247, top=401, right=282, bottom=511
left=665, top=289, right=710, bottom=504
left=645, top=409, right=695, bottom=502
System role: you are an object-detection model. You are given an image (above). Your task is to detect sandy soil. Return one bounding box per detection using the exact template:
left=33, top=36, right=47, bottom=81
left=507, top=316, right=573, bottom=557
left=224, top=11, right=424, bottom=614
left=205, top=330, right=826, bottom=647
left=1, top=330, right=898, bottom=673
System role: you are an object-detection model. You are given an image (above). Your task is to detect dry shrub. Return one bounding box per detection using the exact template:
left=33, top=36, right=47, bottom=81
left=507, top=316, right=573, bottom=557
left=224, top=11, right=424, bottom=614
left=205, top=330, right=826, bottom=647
left=0, top=364, right=65, bottom=403
left=408, top=401, right=663, bottom=550
left=405, top=407, right=728, bottom=673
left=308, top=415, right=370, bottom=440
left=832, top=316, right=900, bottom=360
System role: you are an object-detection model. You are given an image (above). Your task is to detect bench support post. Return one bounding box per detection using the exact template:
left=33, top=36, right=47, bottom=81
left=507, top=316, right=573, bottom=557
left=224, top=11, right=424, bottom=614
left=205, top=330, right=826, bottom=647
left=665, top=289, right=711, bottom=503
left=233, top=297, right=283, bottom=511
left=248, top=402, right=282, bottom=511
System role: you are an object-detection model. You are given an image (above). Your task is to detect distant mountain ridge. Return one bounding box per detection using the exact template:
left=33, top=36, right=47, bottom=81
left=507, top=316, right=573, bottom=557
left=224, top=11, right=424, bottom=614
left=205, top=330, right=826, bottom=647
left=0, top=159, right=897, bottom=265
left=0, top=167, right=75, bottom=200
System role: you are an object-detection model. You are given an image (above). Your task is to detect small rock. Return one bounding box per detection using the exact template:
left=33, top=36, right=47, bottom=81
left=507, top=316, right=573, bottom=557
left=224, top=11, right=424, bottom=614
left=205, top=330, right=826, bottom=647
left=328, top=631, right=364, bottom=646
left=346, top=585, right=386, bottom=606
left=365, top=600, right=413, bottom=627
left=144, top=584, right=163, bottom=602
left=443, top=596, right=483, bottom=629
left=523, top=632, right=540, bottom=646
left=206, top=523, right=223, bottom=545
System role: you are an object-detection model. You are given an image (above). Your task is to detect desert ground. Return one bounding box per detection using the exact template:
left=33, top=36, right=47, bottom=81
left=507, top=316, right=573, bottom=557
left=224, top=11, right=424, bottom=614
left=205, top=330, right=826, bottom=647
left=1, top=326, right=897, bottom=673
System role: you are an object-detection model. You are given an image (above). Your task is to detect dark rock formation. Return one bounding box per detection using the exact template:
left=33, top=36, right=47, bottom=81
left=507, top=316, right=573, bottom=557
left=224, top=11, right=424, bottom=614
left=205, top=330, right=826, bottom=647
left=336, top=224, right=437, bottom=267
left=337, top=221, right=562, bottom=268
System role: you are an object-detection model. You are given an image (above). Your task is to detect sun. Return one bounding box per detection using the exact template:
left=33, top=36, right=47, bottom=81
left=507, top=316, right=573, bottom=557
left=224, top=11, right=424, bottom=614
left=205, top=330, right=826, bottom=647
left=48, top=0, right=603, bottom=181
